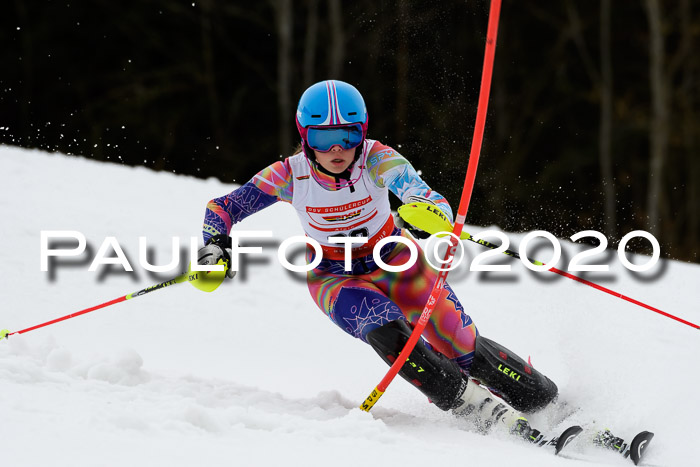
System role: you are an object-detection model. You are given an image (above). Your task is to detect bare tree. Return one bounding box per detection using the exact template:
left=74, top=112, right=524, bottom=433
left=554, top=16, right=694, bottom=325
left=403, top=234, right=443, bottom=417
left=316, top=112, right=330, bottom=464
left=643, top=0, right=669, bottom=238
left=274, top=0, right=293, bottom=156
left=565, top=0, right=616, bottom=237
left=396, top=1, right=409, bottom=144
left=14, top=0, right=33, bottom=145
left=599, top=0, right=616, bottom=238
left=198, top=0, right=226, bottom=171
left=677, top=0, right=698, bottom=254
left=328, top=0, right=344, bottom=78
left=303, top=0, right=319, bottom=87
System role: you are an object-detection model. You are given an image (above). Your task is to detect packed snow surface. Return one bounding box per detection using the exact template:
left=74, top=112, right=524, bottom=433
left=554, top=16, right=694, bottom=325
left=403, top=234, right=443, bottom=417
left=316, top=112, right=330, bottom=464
left=1, top=146, right=698, bottom=466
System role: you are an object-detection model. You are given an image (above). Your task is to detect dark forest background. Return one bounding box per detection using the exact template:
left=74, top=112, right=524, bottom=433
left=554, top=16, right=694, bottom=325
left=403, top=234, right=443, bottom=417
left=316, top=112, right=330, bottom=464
left=1, top=0, right=698, bottom=262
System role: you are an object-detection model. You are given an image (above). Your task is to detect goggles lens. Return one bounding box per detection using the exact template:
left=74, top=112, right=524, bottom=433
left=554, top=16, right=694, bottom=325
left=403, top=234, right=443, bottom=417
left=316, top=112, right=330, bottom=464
left=306, top=124, right=363, bottom=152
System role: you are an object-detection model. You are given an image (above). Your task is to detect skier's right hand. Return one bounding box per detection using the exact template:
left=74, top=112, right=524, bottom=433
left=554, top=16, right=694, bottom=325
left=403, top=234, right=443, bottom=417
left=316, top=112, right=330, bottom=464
left=394, top=213, right=431, bottom=239
left=198, top=234, right=236, bottom=279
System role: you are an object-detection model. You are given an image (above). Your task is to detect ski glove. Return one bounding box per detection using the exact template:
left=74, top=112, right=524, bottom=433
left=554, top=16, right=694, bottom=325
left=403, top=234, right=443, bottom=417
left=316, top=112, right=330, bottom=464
left=198, top=234, right=236, bottom=279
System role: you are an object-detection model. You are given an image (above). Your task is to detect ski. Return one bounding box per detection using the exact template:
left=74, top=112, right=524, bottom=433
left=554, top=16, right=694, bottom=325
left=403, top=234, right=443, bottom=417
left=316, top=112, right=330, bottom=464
left=630, top=431, right=654, bottom=465
left=594, top=429, right=654, bottom=465
left=555, top=425, right=584, bottom=454
left=529, top=426, right=653, bottom=464
left=524, top=424, right=583, bottom=455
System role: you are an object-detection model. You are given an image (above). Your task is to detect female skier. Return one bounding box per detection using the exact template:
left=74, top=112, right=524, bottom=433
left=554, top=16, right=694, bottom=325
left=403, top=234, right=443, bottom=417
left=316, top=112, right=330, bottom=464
left=197, top=79, right=557, bottom=436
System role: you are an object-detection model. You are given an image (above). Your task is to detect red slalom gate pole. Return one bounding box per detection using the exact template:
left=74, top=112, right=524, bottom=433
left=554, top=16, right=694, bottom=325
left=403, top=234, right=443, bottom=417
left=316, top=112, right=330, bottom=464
left=360, top=0, right=502, bottom=411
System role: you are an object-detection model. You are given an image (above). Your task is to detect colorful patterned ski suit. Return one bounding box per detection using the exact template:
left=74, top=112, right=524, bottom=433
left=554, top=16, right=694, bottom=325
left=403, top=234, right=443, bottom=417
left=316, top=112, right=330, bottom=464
left=202, top=140, right=478, bottom=371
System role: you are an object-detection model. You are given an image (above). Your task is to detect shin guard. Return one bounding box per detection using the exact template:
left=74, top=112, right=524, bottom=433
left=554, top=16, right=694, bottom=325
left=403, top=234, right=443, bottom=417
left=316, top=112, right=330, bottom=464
left=366, top=320, right=466, bottom=411
left=468, top=335, right=558, bottom=413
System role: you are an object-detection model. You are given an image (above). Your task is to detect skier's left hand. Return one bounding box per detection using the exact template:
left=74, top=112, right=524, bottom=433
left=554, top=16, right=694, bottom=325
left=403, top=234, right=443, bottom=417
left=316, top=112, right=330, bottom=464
left=198, top=234, right=236, bottom=279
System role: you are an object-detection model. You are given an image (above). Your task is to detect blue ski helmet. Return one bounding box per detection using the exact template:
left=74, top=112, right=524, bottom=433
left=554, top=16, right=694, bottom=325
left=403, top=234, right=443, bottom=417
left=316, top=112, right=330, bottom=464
left=296, top=80, right=369, bottom=153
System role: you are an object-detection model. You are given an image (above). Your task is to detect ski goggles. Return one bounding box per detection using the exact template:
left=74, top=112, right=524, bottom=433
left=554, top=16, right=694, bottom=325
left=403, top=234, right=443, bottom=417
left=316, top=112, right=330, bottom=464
left=306, top=124, right=364, bottom=152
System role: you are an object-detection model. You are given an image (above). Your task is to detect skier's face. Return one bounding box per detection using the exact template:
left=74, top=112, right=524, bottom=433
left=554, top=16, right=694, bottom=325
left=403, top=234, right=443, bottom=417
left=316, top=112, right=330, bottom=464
left=314, top=145, right=355, bottom=174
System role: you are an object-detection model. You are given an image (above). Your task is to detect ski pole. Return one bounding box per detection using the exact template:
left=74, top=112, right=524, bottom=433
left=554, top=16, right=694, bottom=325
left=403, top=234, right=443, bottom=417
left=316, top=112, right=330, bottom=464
left=459, top=232, right=700, bottom=330
left=360, top=0, right=502, bottom=412
left=397, top=202, right=700, bottom=331
left=0, top=267, right=225, bottom=341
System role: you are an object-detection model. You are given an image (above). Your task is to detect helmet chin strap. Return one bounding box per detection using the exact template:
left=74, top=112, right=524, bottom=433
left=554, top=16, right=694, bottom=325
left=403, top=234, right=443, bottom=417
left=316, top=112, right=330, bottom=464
left=316, top=160, right=352, bottom=179
left=303, top=142, right=363, bottom=192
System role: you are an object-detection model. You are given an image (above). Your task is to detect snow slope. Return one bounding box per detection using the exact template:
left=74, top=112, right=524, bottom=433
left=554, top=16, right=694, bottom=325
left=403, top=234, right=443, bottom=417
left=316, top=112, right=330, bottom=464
left=1, top=146, right=698, bottom=466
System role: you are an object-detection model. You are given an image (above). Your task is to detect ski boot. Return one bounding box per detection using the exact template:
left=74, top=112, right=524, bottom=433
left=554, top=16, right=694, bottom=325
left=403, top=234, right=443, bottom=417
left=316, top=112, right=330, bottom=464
left=452, top=378, right=535, bottom=441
